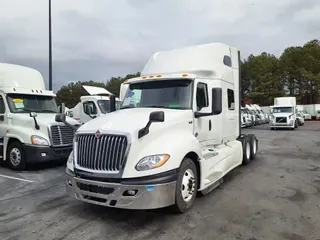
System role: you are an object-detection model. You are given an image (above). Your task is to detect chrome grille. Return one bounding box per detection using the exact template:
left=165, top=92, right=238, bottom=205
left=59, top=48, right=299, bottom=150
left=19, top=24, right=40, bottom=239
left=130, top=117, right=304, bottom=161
left=77, top=134, right=128, bottom=171
left=50, top=125, right=75, bottom=146
left=276, top=117, right=287, bottom=123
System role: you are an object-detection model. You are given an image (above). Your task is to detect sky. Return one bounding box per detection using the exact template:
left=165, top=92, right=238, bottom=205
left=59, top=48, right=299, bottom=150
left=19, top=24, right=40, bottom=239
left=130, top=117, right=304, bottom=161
left=0, top=0, right=319, bottom=92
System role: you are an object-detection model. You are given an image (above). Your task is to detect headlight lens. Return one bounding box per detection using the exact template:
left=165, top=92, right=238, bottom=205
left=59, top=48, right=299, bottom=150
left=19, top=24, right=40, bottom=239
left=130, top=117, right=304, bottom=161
left=31, top=135, right=49, bottom=145
left=67, top=150, right=74, bottom=164
left=135, top=154, right=170, bottom=171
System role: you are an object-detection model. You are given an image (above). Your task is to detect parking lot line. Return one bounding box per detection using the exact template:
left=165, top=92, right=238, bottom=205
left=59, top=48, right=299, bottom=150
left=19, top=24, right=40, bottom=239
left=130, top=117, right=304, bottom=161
left=0, top=173, right=34, bottom=183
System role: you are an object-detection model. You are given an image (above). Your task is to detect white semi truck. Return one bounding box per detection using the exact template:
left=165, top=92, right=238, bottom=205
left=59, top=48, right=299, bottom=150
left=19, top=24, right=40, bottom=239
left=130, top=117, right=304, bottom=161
left=270, top=97, right=298, bottom=130
left=61, top=43, right=259, bottom=213
left=0, top=63, right=79, bottom=170
left=66, top=85, right=122, bottom=125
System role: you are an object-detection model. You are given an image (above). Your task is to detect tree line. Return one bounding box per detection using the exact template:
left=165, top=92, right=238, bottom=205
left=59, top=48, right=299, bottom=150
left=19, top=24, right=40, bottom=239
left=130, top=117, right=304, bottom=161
left=56, top=39, right=320, bottom=108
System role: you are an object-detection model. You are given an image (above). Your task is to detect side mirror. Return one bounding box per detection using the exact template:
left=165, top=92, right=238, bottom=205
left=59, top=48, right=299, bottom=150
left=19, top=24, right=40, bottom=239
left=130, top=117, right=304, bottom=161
left=149, top=111, right=164, bottom=122
left=29, top=112, right=37, bottom=118
left=138, top=111, right=165, bottom=139
left=55, top=113, right=66, bottom=123
left=110, top=95, right=116, bottom=112
left=194, top=88, right=222, bottom=118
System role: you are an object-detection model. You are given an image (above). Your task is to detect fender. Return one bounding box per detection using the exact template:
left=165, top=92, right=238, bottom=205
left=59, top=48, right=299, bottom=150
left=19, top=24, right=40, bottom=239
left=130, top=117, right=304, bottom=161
left=3, top=134, right=25, bottom=161
left=122, top=128, right=202, bottom=178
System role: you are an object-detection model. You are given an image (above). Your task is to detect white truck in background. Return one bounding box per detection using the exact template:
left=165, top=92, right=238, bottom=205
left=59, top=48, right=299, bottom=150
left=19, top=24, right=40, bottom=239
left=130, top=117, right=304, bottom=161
left=0, top=63, right=79, bottom=170
left=60, top=43, right=259, bottom=213
left=66, top=85, right=122, bottom=125
left=270, top=97, right=298, bottom=130
left=303, top=104, right=320, bottom=120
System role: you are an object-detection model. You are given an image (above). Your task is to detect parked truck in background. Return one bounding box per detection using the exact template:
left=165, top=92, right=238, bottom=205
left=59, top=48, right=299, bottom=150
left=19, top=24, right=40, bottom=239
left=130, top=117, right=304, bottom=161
left=66, top=85, right=122, bottom=125
left=270, top=97, right=297, bottom=130
left=60, top=43, right=259, bottom=213
left=0, top=63, right=79, bottom=170
left=303, top=104, right=320, bottom=120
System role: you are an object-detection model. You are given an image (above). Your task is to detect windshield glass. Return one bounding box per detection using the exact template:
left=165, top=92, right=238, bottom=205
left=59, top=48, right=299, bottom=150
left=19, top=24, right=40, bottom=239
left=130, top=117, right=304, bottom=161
left=121, top=79, right=193, bottom=110
left=273, top=107, right=293, bottom=113
left=6, top=93, right=58, bottom=113
left=97, top=100, right=121, bottom=114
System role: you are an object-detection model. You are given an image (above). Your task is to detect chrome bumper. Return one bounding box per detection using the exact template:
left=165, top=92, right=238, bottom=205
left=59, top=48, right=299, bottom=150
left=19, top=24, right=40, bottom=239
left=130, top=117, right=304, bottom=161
left=66, top=172, right=176, bottom=210
left=270, top=123, right=294, bottom=128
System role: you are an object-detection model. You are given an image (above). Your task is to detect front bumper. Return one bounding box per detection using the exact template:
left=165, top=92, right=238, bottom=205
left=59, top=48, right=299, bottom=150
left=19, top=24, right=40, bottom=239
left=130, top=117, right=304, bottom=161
left=270, top=122, right=294, bottom=128
left=23, top=144, right=72, bottom=164
left=66, top=168, right=177, bottom=210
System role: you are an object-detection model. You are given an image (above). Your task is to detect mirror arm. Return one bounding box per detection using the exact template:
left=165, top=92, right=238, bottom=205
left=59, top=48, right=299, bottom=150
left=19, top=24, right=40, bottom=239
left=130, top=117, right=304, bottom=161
left=33, top=117, right=40, bottom=130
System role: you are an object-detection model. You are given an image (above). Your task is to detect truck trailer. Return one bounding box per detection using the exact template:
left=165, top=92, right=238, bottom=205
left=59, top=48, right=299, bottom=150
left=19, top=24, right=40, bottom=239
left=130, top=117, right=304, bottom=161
left=0, top=63, right=79, bottom=170
left=60, top=43, right=259, bottom=213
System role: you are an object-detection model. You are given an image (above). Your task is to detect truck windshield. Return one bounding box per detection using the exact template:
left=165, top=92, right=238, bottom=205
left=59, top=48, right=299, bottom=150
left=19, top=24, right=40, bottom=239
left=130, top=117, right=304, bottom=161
left=273, top=107, right=293, bottom=113
left=121, top=79, right=193, bottom=110
left=97, top=100, right=121, bottom=114
left=6, top=93, right=58, bottom=113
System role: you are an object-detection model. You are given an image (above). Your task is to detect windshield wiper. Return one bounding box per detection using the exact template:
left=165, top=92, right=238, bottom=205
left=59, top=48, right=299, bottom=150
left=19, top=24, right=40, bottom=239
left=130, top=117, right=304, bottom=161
left=39, top=110, right=58, bottom=113
left=120, top=106, right=135, bottom=110
left=144, top=105, right=169, bottom=109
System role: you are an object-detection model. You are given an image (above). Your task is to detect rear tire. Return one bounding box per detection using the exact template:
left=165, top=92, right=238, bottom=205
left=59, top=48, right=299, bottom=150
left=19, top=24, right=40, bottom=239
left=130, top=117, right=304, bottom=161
left=172, top=158, right=198, bottom=213
left=7, top=141, right=26, bottom=171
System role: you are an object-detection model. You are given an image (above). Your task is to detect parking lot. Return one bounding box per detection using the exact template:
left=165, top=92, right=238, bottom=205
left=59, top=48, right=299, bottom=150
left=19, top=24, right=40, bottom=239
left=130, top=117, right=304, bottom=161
left=1, top=122, right=320, bottom=240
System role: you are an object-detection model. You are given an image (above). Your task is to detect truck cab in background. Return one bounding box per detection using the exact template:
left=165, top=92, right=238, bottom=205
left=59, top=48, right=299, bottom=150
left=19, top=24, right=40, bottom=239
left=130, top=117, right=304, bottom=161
left=270, top=97, right=298, bottom=130
left=0, top=63, right=79, bottom=170
left=64, top=43, right=259, bottom=213
left=66, top=85, right=122, bottom=125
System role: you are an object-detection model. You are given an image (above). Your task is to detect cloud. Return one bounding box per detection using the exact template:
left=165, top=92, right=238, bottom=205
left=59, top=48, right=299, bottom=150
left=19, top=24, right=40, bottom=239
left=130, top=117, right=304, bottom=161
left=0, top=0, right=319, bottom=91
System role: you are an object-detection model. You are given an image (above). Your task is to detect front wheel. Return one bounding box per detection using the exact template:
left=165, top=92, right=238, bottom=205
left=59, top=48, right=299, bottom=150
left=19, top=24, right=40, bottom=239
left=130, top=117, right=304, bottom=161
left=172, top=158, right=198, bottom=213
left=7, top=141, right=26, bottom=171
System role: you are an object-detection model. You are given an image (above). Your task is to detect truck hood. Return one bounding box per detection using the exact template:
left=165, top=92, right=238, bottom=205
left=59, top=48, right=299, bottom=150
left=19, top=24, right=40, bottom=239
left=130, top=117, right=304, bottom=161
left=272, top=112, right=293, bottom=117
left=11, top=113, right=79, bottom=129
left=78, top=108, right=193, bottom=140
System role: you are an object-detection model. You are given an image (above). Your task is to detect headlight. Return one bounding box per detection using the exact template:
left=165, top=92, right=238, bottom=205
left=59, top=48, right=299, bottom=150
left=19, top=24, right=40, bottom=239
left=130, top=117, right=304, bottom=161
left=135, top=154, right=170, bottom=171
left=31, top=135, right=49, bottom=145
left=68, top=150, right=74, bottom=164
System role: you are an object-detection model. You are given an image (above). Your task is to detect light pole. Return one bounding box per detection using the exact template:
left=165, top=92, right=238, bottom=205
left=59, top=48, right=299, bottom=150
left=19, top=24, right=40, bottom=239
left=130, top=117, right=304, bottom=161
left=49, top=0, right=53, bottom=90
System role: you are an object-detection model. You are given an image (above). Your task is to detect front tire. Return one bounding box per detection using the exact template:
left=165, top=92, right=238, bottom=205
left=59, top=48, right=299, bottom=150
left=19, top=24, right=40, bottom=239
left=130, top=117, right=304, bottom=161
left=172, top=158, right=198, bottom=213
left=241, top=136, right=251, bottom=165
left=248, top=134, right=258, bottom=160
left=7, top=141, right=26, bottom=171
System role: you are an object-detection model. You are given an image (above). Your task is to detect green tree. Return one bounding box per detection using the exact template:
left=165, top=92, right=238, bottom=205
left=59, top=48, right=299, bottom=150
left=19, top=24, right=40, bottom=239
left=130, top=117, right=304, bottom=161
left=105, top=72, right=140, bottom=96
left=244, top=52, right=283, bottom=105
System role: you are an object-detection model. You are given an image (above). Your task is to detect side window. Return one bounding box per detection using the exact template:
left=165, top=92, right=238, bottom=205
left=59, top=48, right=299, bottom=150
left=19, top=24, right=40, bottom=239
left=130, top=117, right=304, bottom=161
left=196, top=83, right=209, bottom=111
left=83, top=101, right=97, bottom=115
left=0, top=96, right=5, bottom=114
left=227, top=89, right=235, bottom=110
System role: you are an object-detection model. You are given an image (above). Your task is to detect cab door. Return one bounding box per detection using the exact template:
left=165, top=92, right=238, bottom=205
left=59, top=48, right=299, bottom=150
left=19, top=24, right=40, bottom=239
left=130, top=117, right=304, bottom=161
left=193, top=80, right=212, bottom=146
left=0, top=95, right=7, bottom=159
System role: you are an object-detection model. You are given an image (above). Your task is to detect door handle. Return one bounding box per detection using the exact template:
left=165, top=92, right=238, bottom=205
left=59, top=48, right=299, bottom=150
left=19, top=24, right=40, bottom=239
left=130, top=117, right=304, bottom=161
left=209, top=119, right=212, bottom=131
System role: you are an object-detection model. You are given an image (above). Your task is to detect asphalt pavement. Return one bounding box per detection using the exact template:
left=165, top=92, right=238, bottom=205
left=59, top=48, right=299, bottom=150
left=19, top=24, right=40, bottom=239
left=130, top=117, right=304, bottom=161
left=0, top=122, right=320, bottom=240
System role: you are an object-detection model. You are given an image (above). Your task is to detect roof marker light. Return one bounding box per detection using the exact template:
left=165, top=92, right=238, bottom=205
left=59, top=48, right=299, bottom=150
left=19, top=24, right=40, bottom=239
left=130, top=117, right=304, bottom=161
left=149, top=75, right=154, bottom=78
left=182, top=73, right=188, bottom=77
left=156, top=74, right=162, bottom=78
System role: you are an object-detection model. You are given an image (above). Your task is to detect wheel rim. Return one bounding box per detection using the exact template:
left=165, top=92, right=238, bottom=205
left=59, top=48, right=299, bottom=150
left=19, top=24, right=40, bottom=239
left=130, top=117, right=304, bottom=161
left=246, top=142, right=251, bottom=160
left=181, top=169, right=196, bottom=202
left=252, top=138, right=257, bottom=155
left=10, top=148, right=21, bottom=167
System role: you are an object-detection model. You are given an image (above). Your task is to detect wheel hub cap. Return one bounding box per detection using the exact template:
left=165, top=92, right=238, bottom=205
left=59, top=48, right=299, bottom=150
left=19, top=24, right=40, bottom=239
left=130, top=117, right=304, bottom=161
left=181, top=169, right=195, bottom=202
left=10, top=148, right=21, bottom=167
